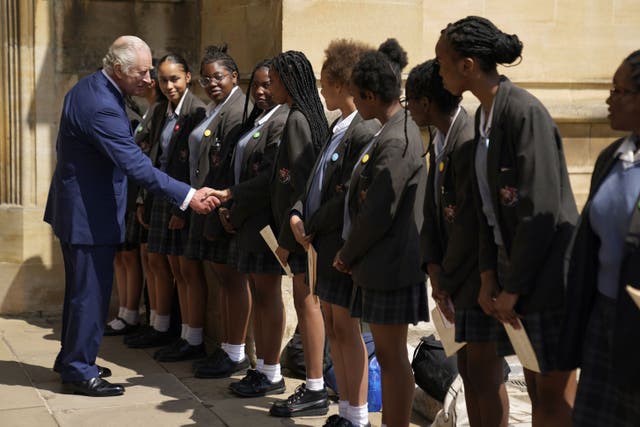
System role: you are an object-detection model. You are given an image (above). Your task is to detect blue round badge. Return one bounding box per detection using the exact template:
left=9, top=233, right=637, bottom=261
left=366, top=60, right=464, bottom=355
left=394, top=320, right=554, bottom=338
left=331, top=152, right=339, bottom=162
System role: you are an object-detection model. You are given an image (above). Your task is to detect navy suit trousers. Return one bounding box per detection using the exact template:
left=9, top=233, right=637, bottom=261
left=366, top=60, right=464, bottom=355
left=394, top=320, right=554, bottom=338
left=56, top=242, right=116, bottom=382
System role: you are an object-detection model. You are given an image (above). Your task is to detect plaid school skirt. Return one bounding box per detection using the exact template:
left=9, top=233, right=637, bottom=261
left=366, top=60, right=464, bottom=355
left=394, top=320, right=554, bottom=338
left=315, top=273, right=354, bottom=309
left=495, top=246, right=564, bottom=373
left=229, top=237, right=283, bottom=275
left=183, top=211, right=206, bottom=261
left=455, top=307, right=501, bottom=343
left=350, top=281, right=429, bottom=325
left=573, top=294, right=640, bottom=427
left=288, top=252, right=307, bottom=275
left=146, top=197, right=186, bottom=256
left=120, top=209, right=141, bottom=251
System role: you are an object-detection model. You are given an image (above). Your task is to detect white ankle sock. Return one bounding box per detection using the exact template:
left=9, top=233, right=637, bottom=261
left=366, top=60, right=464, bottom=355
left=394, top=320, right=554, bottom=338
left=221, top=342, right=230, bottom=353
left=118, top=306, right=126, bottom=318
left=349, top=404, right=369, bottom=427
left=154, top=314, right=170, bottom=332
left=338, top=400, right=349, bottom=417
left=256, top=358, right=264, bottom=371
left=122, top=308, right=139, bottom=325
left=149, top=309, right=157, bottom=326
left=181, top=324, right=188, bottom=339
left=260, top=363, right=282, bottom=383
left=185, top=327, right=203, bottom=346
left=226, top=343, right=245, bottom=362
left=306, top=377, right=324, bottom=391
left=108, top=318, right=125, bottom=330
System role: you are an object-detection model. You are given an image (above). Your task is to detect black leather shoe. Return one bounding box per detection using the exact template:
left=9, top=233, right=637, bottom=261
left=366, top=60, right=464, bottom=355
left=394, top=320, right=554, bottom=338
left=194, top=350, right=249, bottom=378
left=97, top=365, right=112, bottom=378
left=154, top=339, right=206, bottom=362
left=126, top=329, right=174, bottom=348
left=192, top=346, right=225, bottom=370
left=270, top=383, right=329, bottom=417
left=103, top=318, right=139, bottom=336
left=230, top=369, right=285, bottom=398
left=322, top=416, right=370, bottom=427
left=123, top=324, right=152, bottom=344
left=62, top=376, right=124, bottom=397
left=54, top=364, right=111, bottom=379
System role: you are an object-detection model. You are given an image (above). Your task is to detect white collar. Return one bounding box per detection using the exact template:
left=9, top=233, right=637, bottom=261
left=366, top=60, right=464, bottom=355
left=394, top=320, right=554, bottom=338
left=479, top=101, right=495, bottom=139
left=207, top=86, right=239, bottom=118
left=615, top=135, right=640, bottom=167
left=166, top=87, right=189, bottom=117
left=333, top=110, right=358, bottom=135
left=101, top=69, right=123, bottom=96
left=256, top=104, right=282, bottom=127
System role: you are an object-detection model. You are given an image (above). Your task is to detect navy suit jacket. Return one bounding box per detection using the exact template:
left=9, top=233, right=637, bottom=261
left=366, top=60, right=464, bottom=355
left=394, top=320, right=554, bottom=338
left=44, top=71, right=191, bottom=245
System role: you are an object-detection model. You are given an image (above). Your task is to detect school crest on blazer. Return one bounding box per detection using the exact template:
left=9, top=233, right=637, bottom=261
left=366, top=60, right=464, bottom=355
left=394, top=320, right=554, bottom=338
left=278, top=167, right=291, bottom=184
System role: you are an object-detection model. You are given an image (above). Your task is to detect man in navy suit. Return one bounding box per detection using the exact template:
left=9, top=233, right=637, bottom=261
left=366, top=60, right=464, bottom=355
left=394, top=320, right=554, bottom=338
left=44, top=35, right=220, bottom=397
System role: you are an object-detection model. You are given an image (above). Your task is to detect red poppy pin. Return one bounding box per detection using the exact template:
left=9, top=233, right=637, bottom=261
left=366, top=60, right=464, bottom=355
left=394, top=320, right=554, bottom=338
left=499, top=186, right=519, bottom=207
left=278, top=168, right=291, bottom=184
left=174, top=123, right=181, bottom=132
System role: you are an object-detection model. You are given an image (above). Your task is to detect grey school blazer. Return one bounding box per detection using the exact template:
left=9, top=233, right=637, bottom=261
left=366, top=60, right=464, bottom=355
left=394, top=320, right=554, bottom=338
left=340, top=109, right=427, bottom=291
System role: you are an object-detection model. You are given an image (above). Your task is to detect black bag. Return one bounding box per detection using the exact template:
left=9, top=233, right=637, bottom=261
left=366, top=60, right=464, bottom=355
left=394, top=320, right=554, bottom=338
left=281, top=329, right=376, bottom=395
left=412, top=334, right=459, bottom=402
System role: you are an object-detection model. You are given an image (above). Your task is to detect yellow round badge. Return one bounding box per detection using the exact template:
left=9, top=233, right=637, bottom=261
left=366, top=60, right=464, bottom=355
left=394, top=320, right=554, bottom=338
left=362, top=154, right=370, bottom=164
left=204, top=129, right=212, bottom=137
left=439, top=161, right=444, bottom=172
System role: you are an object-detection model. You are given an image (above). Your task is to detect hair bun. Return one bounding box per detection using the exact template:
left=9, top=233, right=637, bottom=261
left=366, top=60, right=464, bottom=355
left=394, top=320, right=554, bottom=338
left=204, top=43, right=229, bottom=56
left=378, top=38, right=408, bottom=71
left=493, top=32, right=522, bottom=65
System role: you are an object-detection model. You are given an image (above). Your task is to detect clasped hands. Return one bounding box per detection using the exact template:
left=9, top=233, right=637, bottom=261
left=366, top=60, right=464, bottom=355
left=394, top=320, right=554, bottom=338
left=189, top=187, right=222, bottom=214
left=478, top=270, right=521, bottom=329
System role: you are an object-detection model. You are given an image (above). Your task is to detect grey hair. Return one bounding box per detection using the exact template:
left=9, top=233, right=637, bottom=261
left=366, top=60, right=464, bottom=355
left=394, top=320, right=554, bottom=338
left=102, top=35, right=150, bottom=74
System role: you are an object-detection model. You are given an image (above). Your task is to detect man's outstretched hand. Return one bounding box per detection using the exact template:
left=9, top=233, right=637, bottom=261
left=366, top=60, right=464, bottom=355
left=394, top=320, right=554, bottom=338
left=190, top=187, right=221, bottom=214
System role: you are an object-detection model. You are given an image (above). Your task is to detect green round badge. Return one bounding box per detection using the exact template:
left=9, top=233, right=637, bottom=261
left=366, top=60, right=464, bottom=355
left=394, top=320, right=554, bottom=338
left=253, top=131, right=261, bottom=139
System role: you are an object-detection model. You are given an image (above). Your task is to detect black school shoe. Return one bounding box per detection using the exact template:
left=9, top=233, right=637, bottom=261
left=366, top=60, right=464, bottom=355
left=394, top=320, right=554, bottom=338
left=125, top=328, right=174, bottom=348
left=193, top=349, right=249, bottom=378
left=104, top=318, right=139, bottom=336
left=229, top=369, right=285, bottom=398
left=123, top=324, right=152, bottom=345
left=269, top=383, right=329, bottom=417
left=323, top=415, right=371, bottom=427
left=155, top=339, right=206, bottom=362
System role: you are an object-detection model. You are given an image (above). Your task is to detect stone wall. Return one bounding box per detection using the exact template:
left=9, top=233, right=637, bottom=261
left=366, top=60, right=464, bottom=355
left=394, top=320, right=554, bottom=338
left=0, top=0, right=638, bottom=316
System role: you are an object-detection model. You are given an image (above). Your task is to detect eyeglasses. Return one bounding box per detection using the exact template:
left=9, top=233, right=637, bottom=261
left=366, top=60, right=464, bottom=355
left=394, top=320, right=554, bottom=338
left=609, top=87, right=639, bottom=97
left=198, top=73, right=229, bottom=87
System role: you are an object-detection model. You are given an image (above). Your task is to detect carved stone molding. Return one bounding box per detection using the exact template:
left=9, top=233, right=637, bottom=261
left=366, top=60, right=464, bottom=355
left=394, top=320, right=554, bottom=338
left=0, top=0, right=35, bottom=206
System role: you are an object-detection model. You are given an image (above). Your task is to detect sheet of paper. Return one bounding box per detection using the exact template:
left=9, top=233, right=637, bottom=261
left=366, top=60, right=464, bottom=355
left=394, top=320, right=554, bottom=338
left=627, top=285, right=640, bottom=309
left=431, top=307, right=466, bottom=357
left=503, top=319, right=541, bottom=373
left=259, top=225, right=293, bottom=277
left=307, top=244, right=318, bottom=303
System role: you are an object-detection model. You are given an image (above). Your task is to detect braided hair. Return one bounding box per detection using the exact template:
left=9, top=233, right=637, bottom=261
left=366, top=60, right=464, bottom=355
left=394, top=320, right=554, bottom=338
left=625, top=50, right=640, bottom=91
left=241, top=59, right=272, bottom=134
left=442, top=16, right=523, bottom=72
left=406, top=59, right=461, bottom=115
left=200, top=43, right=239, bottom=76
left=271, top=51, right=329, bottom=152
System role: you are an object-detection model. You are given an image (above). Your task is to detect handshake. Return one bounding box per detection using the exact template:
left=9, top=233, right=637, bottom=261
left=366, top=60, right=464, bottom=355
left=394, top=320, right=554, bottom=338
left=188, top=187, right=233, bottom=214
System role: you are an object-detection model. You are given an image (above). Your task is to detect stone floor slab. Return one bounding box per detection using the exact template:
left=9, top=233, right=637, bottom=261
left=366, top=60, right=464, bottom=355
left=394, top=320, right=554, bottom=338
left=53, top=399, right=225, bottom=427
left=0, top=406, right=58, bottom=427
left=37, top=372, right=196, bottom=412
left=0, top=360, right=45, bottom=410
